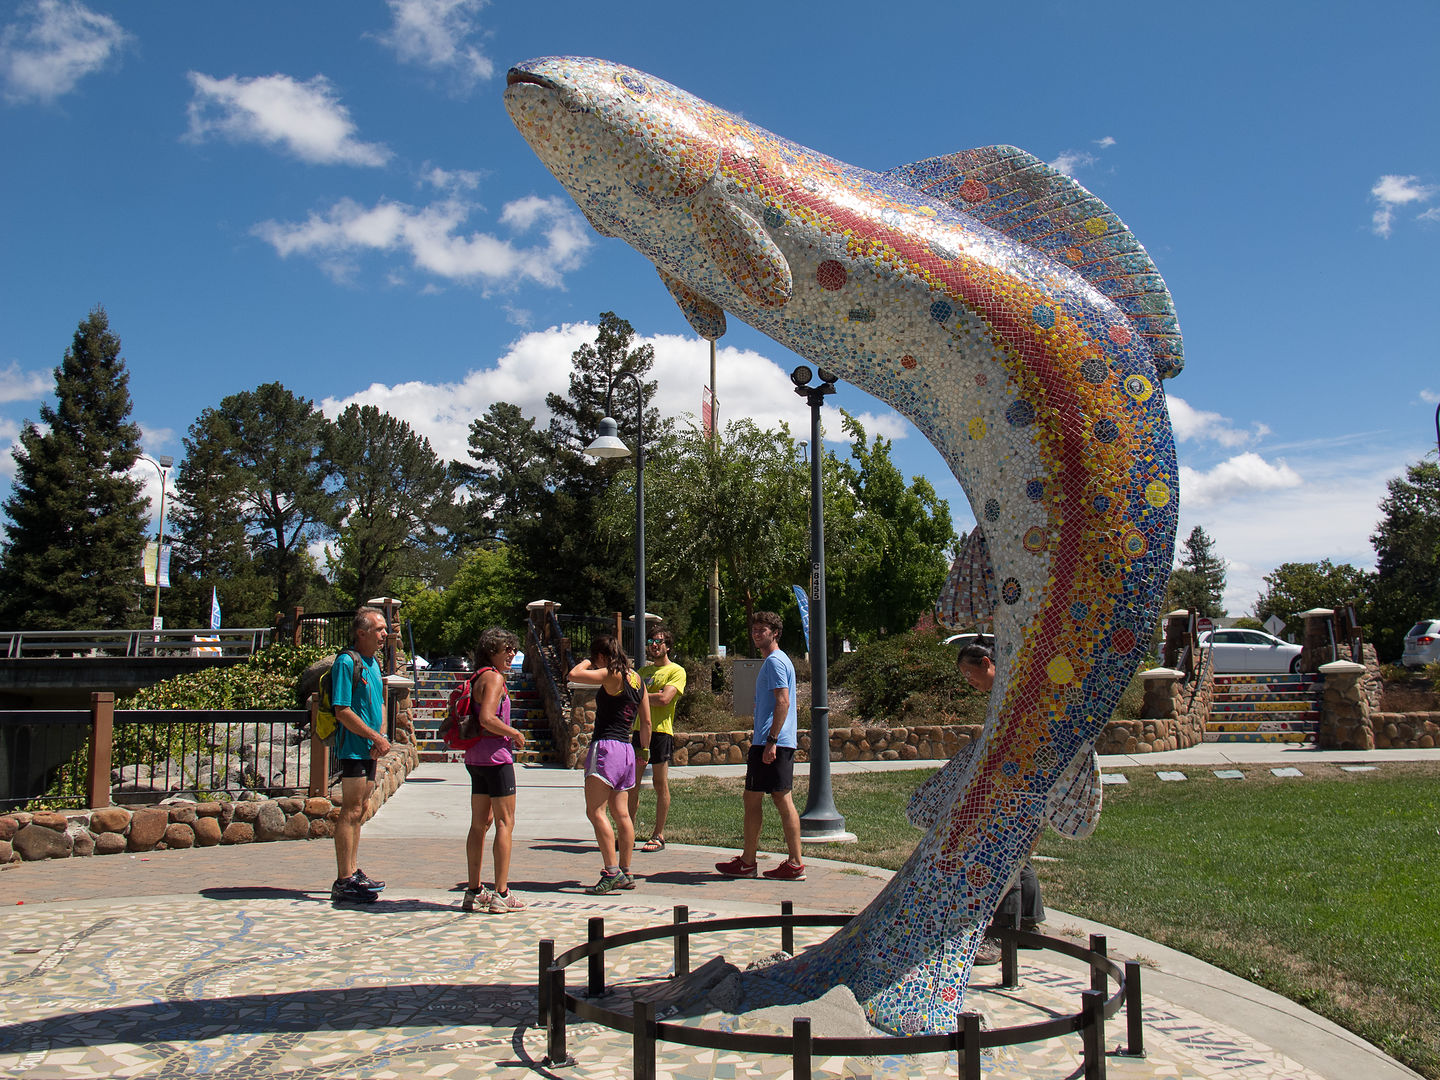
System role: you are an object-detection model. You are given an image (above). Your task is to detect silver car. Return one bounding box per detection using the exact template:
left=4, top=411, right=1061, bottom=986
left=1401, top=619, right=1440, bottom=668
left=1200, top=629, right=1304, bottom=674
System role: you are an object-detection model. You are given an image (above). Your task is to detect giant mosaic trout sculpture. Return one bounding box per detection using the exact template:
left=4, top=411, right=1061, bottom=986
left=505, top=57, right=1181, bottom=1034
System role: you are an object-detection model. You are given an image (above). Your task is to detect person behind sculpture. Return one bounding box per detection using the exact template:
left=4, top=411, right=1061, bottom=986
left=716, top=611, right=805, bottom=881
left=330, top=606, right=392, bottom=904
left=462, top=627, right=528, bottom=914
left=956, top=640, right=1046, bottom=962
left=570, top=634, right=651, bottom=894
left=629, top=626, right=686, bottom=853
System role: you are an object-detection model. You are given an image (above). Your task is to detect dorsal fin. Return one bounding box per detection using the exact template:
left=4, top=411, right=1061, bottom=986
left=882, top=146, right=1183, bottom=379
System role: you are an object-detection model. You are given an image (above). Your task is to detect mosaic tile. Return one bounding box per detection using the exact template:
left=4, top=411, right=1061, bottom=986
left=504, top=58, right=1181, bottom=1035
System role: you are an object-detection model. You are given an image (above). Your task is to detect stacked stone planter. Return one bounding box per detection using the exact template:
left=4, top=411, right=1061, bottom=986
left=0, top=742, right=417, bottom=864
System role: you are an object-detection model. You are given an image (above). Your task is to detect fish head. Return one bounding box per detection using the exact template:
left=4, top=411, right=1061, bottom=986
left=505, top=57, right=794, bottom=311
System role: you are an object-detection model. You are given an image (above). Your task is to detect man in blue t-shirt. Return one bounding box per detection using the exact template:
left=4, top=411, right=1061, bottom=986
left=330, top=606, right=391, bottom=904
left=715, top=611, right=805, bottom=881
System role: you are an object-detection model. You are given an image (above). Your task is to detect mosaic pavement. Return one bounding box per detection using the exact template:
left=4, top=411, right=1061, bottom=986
left=0, top=892, right=1328, bottom=1079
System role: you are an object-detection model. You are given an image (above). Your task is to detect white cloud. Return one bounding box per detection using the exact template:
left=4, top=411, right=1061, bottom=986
left=0, top=362, right=50, bottom=404
left=1179, top=452, right=1301, bottom=508
left=1049, top=150, right=1096, bottom=177
left=319, top=321, right=908, bottom=470
left=253, top=194, right=591, bottom=288
left=1094, top=136, right=1116, bottom=149
left=1420, top=388, right=1440, bottom=405
left=185, top=72, right=391, bottom=166
left=0, top=418, right=21, bottom=484
left=1167, top=394, right=1269, bottom=448
left=422, top=164, right=482, bottom=192
left=376, top=0, right=493, bottom=86
left=1370, top=174, right=1436, bottom=237
left=0, top=0, right=128, bottom=105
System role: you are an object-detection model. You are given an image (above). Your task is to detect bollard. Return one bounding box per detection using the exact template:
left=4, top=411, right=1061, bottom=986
left=792, top=1017, right=812, bottom=1080
left=1089, top=933, right=1108, bottom=995
left=634, top=999, right=656, bottom=1080
left=1124, top=960, right=1146, bottom=1057
left=588, top=916, right=605, bottom=997
left=1081, top=988, right=1107, bottom=1080
left=538, top=938, right=554, bottom=1026
left=961, top=1011, right=982, bottom=1080
left=1000, top=932, right=1019, bottom=990
left=545, top=965, right=571, bottom=1066
left=673, top=905, right=689, bottom=977
left=781, top=900, right=794, bottom=956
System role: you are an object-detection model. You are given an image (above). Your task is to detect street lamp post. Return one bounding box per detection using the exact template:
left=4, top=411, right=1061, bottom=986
left=790, top=365, right=847, bottom=839
left=140, top=453, right=174, bottom=629
left=584, top=372, right=647, bottom=660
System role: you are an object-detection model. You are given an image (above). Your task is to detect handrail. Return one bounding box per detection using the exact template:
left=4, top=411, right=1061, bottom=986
left=0, top=627, right=271, bottom=659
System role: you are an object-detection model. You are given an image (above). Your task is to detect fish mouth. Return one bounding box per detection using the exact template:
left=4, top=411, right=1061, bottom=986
left=505, top=68, right=559, bottom=91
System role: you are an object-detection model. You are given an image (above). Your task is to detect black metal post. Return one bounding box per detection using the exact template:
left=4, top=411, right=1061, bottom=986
left=1089, top=933, right=1108, bottom=995
left=781, top=899, right=794, bottom=956
left=1124, top=960, right=1146, bottom=1057
left=545, top=964, right=570, bottom=1066
left=962, top=1011, right=982, bottom=1080
left=673, top=905, right=689, bottom=977
left=1081, top=989, right=1107, bottom=1080
left=793, top=1017, right=813, bottom=1080
left=793, top=369, right=845, bottom=837
left=634, top=999, right=657, bottom=1080
left=588, top=916, right=606, bottom=997
left=1000, top=932, right=1019, bottom=990
left=538, top=938, right=554, bottom=1026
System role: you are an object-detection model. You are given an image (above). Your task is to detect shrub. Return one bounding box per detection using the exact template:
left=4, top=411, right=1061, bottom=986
left=121, top=644, right=333, bottom=710
left=829, top=626, right=983, bottom=724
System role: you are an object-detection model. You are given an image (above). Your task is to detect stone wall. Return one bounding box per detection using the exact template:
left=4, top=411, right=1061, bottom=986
left=0, top=741, right=418, bottom=864
left=1370, top=712, right=1440, bottom=749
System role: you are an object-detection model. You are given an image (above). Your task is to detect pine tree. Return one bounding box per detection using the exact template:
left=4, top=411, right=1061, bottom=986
left=1169, top=525, right=1228, bottom=618
left=0, top=307, right=149, bottom=628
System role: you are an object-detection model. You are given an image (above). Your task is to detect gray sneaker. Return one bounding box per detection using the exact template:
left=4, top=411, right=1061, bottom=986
left=331, top=877, right=378, bottom=904
left=585, top=871, right=627, bottom=895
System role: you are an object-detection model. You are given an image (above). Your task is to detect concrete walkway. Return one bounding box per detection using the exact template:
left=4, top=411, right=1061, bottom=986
left=0, top=744, right=1428, bottom=1079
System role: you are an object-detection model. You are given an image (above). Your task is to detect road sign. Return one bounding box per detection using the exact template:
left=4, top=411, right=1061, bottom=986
left=1195, top=617, right=1214, bottom=635
left=1264, top=614, right=1286, bottom=637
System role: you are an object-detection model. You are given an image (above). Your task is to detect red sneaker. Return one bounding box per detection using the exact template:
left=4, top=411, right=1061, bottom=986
left=762, top=860, right=806, bottom=881
left=714, top=856, right=758, bottom=877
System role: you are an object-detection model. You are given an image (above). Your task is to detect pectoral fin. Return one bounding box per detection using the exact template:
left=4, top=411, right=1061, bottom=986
left=906, top=739, right=981, bottom=829
left=1045, top=749, right=1102, bottom=838
left=693, top=191, right=792, bottom=309
left=657, top=267, right=727, bottom=340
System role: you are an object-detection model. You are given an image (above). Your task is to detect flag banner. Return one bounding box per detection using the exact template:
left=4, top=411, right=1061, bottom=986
left=792, top=584, right=810, bottom=645
left=158, top=544, right=171, bottom=589
left=143, top=542, right=157, bottom=587
left=701, top=386, right=717, bottom=438
left=210, top=586, right=222, bottom=630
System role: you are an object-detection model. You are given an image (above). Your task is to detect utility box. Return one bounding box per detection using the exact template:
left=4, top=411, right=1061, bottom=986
left=732, top=659, right=763, bottom=717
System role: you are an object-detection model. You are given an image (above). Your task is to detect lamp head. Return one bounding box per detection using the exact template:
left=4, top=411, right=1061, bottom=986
left=790, top=365, right=813, bottom=387
left=583, top=416, right=632, bottom=459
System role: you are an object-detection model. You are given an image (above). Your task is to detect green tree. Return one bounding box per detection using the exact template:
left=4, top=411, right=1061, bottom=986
left=200, top=383, right=338, bottom=614
left=398, top=545, right=525, bottom=657
left=1369, top=460, right=1440, bottom=659
left=168, top=411, right=272, bottom=628
left=0, top=307, right=149, bottom=628
left=455, top=401, right=554, bottom=546
left=1168, top=525, right=1227, bottom=618
left=327, top=404, right=456, bottom=605
left=1254, top=559, right=1372, bottom=642
left=826, top=411, right=955, bottom=642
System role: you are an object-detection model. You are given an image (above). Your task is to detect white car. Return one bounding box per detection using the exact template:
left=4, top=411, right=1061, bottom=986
left=1200, top=629, right=1303, bottom=674
left=1401, top=619, right=1440, bottom=668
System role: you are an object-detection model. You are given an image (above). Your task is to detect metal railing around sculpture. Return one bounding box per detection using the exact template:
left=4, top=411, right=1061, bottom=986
left=537, top=902, right=1145, bottom=1080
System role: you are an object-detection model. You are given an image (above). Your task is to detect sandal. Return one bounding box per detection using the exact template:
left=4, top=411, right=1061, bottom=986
left=641, top=836, right=666, bottom=852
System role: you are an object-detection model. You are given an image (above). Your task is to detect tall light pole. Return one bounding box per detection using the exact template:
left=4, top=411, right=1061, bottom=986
left=584, top=371, right=647, bottom=660
left=140, top=453, right=174, bottom=628
left=790, top=365, right=848, bottom=839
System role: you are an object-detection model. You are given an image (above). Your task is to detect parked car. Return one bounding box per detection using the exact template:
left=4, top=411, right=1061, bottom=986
left=943, top=632, right=994, bottom=653
left=1401, top=619, right=1440, bottom=668
left=430, top=655, right=472, bottom=672
left=1199, top=629, right=1303, bottom=674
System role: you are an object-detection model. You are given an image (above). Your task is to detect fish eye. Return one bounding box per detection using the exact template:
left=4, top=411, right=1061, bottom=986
left=617, top=72, right=648, bottom=97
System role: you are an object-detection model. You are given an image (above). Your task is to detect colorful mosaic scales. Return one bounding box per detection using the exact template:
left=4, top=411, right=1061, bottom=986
left=505, top=58, right=1181, bottom=1034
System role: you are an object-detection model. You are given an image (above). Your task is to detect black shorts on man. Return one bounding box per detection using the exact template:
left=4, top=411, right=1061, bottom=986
left=744, top=744, right=795, bottom=793
left=466, top=762, right=517, bottom=798
left=632, top=730, right=675, bottom=764
left=338, top=757, right=377, bottom=781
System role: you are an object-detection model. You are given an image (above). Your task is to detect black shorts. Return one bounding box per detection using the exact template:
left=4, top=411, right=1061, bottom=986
left=467, top=762, right=517, bottom=798
left=632, top=730, right=675, bottom=765
left=338, top=757, right=376, bottom=781
left=744, top=744, right=795, bottom=793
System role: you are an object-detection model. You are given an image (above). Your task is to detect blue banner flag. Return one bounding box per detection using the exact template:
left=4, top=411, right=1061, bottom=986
left=210, top=587, right=222, bottom=630
left=791, top=584, right=810, bottom=645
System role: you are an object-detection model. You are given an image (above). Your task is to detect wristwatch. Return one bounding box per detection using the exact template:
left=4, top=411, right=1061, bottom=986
left=765, top=735, right=778, bottom=746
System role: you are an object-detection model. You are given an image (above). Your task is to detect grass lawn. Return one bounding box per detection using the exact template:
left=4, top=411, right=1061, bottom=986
left=647, top=761, right=1440, bottom=1080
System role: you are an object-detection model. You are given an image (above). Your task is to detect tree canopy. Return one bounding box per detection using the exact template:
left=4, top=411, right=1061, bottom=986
left=1168, top=525, right=1227, bottom=618
left=1369, top=460, right=1440, bottom=659
left=1255, top=559, right=1371, bottom=642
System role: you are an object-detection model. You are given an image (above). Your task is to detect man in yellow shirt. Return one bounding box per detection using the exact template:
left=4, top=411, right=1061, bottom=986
left=630, top=627, right=686, bottom=852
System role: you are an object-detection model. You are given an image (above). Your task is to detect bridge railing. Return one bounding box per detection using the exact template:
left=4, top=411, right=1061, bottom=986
left=0, top=693, right=320, bottom=812
left=0, top=627, right=271, bottom=660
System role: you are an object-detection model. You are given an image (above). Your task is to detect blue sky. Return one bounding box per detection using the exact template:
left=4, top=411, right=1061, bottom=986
left=2, top=0, right=1437, bottom=616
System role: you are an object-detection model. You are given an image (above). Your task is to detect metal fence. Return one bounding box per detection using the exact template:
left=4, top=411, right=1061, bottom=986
left=555, top=614, right=618, bottom=665
left=0, top=627, right=271, bottom=659
left=0, top=701, right=313, bottom=812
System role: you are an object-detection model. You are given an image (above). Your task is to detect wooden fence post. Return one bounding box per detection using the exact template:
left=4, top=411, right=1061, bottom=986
left=307, top=692, right=328, bottom=798
left=87, top=692, right=114, bottom=809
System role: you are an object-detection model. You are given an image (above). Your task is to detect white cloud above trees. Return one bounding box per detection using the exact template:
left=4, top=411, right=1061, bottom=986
left=0, top=0, right=129, bottom=104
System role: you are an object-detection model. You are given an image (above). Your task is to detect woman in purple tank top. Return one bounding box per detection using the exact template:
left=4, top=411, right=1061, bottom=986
left=569, top=633, right=651, bottom=894
left=461, top=627, right=528, bottom=914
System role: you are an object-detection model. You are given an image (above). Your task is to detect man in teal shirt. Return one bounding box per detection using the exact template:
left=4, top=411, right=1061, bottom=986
left=330, top=606, right=391, bottom=903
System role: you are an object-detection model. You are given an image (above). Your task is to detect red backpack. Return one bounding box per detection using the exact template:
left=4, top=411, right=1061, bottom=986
left=438, top=668, right=503, bottom=750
